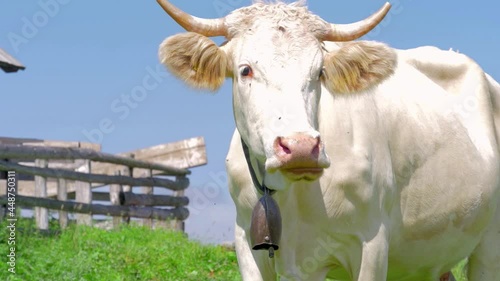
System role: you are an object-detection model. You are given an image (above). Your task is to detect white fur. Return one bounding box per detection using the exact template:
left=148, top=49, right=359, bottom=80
left=159, top=2, right=500, bottom=280
left=226, top=44, right=500, bottom=280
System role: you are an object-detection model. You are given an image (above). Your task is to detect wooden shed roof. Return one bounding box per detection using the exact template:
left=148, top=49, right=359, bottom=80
left=0, top=48, right=25, bottom=73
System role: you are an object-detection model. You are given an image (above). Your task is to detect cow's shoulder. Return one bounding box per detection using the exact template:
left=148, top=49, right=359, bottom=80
left=396, top=46, right=486, bottom=96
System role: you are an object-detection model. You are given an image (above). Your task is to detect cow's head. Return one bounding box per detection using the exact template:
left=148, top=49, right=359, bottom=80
left=158, top=0, right=396, bottom=190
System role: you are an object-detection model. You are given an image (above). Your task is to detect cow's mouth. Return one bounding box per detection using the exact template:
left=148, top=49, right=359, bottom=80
left=286, top=167, right=324, bottom=174
left=281, top=167, right=325, bottom=181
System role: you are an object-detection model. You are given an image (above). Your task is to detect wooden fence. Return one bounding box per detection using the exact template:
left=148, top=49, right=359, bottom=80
left=0, top=136, right=207, bottom=231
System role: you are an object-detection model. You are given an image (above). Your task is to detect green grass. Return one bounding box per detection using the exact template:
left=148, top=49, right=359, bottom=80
left=451, top=260, right=467, bottom=281
left=0, top=219, right=240, bottom=281
left=0, top=219, right=468, bottom=281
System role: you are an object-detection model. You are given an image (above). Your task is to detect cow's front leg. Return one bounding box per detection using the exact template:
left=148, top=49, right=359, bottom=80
left=354, top=224, right=389, bottom=281
left=235, top=223, right=277, bottom=281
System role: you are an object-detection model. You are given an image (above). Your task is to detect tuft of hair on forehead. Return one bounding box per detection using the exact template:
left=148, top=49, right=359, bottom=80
left=252, top=0, right=307, bottom=6
left=225, top=0, right=328, bottom=39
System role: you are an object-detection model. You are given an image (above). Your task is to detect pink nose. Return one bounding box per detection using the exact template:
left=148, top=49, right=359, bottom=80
left=273, top=133, right=322, bottom=170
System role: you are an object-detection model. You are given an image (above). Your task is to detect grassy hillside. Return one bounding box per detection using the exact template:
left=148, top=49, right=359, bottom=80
left=0, top=219, right=466, bottom=281
left=0, top=219, right=239, bottom=281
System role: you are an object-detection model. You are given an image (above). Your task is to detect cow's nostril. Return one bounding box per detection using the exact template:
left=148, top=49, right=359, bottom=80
left=278, top=137, right=291, bottom=154
left=311, top=137, right=320, bottom=156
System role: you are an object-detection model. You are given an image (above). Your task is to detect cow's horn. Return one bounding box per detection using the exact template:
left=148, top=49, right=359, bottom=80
left=157, top=0, right=228, bottom=37
left=321, top=2, right=391, bottom=42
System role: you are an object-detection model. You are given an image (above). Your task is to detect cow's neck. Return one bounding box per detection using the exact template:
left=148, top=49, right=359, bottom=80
left=241, top=138, right=276, bottom=195
left=242, top=137, right=283, bottom=259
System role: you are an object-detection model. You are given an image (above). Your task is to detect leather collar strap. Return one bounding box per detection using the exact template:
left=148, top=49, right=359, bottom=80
left=241, top=138, right=276, bottom=196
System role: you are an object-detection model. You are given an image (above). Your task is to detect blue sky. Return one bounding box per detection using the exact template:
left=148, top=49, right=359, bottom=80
left=1, top=0, right=499, bottom=243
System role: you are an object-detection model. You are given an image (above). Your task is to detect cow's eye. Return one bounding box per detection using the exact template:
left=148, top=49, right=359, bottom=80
left=240, top=65, right=253, bottom=77
left=319, top=69, right=324, bottom=79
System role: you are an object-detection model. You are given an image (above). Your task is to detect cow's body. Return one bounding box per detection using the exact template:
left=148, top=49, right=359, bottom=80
left=157, top=1, right=500, bottom=280
left=227, top=44, right=500, bottom=280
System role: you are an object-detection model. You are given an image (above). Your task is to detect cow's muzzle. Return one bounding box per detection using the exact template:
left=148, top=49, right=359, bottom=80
left=266, top=133, right=330, bottom=181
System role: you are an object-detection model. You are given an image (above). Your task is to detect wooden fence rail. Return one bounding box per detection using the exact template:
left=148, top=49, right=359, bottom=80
left=0, top=160, right=189, bottom=190
left=0, top=195, right=189, bottom=221
left=0, top=144, right=190, bottom=175
left=64, top=191, right=189, bottom=207
left=0, top=137, right=207, bottom=232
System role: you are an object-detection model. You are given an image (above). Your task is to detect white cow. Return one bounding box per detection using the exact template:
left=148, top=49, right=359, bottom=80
left=156, top=1, right=500, bottom=280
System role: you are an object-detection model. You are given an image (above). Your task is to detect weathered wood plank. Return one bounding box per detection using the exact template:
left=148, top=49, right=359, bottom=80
left=0, top=161, right=84, bottom=181
left=64, top=190, right=188, bottom=206
left=8, top=180, right=101, bottom=198
left=76, top=160, right=92, bottom=226
left=121, top=192, right=188, bottom=207
left=4, top=180, right=59, bottom=196
left=0, top=144, right=189, bottom=175
left=0, top=195, right=189, bottom=221
left=3, top=140, right=100, bottom=177
left=66, top=191, right=110, bottom=202
left=0, top=137, right=44, bottom=144
left=4, top=171, right=188, bottom=198
left=57, top=178, right=68, bottom=229
left=34, top=159, right=48, bottom=230
left=91, top=137, right=206, bottom=176
left=120, top=137, right=205, bottom=161
left=23, top=140, right=101, bottom=151
left=0, top=160, right=189, bottom=190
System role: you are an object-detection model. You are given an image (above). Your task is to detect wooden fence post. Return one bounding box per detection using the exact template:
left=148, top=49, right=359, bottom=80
left=121, top=165, right=132, bottom=224
left=1, top=164, right=18, bottom=222
left=141, top=169, right=153, bottom=228
left=0, top=164, right=7, bottom=220
left=173, top=175, right=186, bottom=232
left=75, top=160, right=92, bottom=226
left=110, top=170, right=123, bottom=229
left=57, top=178, right=68, bottom=229
left=35, top=159, right=48, bottom=230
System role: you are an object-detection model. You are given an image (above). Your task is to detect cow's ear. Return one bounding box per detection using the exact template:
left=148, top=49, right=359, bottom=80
left=159, top=32, right=231, bottom=91
left=322, top=41, right=397, bottom=94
